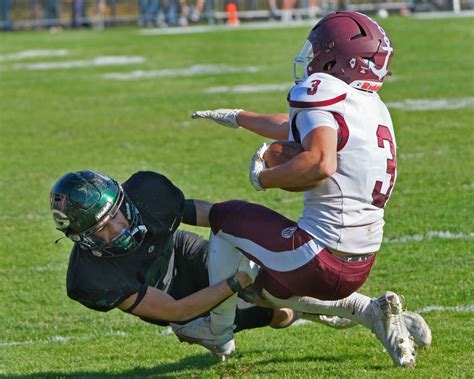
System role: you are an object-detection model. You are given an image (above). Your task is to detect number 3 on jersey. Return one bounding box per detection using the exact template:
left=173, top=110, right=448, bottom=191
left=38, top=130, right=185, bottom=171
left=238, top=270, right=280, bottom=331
left=307, top=80, right=321, bottom=95
left=372, top=125, right=397, bottom=208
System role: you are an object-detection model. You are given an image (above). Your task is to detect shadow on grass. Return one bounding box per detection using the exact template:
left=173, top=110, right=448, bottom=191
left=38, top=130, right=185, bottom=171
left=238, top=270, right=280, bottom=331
left=2, top=353, right=217, bottom=378
left=2, top=350, right=381, bottom=378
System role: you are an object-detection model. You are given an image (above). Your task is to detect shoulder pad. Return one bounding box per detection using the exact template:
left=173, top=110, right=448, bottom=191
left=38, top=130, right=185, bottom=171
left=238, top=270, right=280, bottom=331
left=288, top=73, right=348, bottom=109
left=123, top=171, right=184, bottom=236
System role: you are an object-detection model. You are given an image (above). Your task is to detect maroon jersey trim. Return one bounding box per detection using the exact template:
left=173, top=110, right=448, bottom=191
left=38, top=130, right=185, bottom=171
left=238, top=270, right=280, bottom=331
left=289, top=93, right=347, bottom=108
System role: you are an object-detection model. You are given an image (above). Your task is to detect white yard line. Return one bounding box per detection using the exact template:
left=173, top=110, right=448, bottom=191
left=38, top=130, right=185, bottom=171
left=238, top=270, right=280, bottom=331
left=417, top=304, right=474, bottom=313
left=384, top=231, right=474, bottom=244
left=204, top=83, right=291, bottom=94
left=399, top=152, right=427, bottom=159
left=202, top=82, right=474, bottom=111
left=102, top=64, right=259, bottom=80
left=0, top=331, right=129, bottom=347
left=386, top=97, right=474, bottom=111
left=0, top=49, right=68, bottom=62
left=13, top=56, right=144, bottom=70
left=291, top=303, right=474, bottom=327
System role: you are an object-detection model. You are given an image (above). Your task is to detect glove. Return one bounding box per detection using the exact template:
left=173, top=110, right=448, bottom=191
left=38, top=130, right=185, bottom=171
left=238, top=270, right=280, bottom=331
left=249, top=142, right=268, bottom=191
left=191, top=109, right=243, bottom=129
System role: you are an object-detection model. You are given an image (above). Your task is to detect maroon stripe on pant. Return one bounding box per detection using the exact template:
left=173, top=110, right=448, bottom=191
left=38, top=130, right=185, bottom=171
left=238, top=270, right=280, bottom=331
left=209, top=200, right=314, bottom=253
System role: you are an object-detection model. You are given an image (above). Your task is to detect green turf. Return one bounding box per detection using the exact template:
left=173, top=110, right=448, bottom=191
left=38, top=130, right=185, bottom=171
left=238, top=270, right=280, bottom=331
left=1, top=16, right=473, bottom=377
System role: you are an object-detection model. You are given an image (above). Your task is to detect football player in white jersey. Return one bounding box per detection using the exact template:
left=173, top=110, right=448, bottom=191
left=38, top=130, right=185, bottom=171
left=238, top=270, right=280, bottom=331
left=176, top=12, right=431, bottom=368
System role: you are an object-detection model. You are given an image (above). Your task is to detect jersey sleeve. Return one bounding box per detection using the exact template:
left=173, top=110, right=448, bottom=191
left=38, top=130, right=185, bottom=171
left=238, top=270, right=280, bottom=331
left=295, top=109, right=338, bottom=143
left=288, top=73, right=348, bottom=143
left=66, top=245, right=142, bottom=312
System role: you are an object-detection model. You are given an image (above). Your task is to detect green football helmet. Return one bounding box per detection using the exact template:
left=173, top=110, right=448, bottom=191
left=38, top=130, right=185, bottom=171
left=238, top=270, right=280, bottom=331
left=50, top=170, right=147, bottom=257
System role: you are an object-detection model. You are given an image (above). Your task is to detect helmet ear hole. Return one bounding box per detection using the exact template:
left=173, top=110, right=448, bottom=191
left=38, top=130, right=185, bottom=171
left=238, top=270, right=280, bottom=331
left=323, top=60, right=336, bottom=71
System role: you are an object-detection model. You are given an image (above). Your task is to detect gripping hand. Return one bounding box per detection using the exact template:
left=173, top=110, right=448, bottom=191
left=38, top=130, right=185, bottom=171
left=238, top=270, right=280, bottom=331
left=249, top=143, right=269, bottom=191
left=191, top=109, right=243, bottom=129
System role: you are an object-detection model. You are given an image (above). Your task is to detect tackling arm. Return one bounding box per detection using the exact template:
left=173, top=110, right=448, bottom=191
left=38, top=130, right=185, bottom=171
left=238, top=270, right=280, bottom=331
left=182, top=199, right=212, bottom=227
left=118, top=271, right=251, bottom=322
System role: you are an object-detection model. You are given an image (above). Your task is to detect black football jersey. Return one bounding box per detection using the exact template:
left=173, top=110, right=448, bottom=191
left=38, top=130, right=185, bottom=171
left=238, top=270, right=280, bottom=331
left=66, top=171, right=186, bottom=312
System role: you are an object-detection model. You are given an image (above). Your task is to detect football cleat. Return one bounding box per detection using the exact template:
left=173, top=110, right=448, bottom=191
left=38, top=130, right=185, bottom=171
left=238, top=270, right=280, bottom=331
left=370, top=291, right=416, bottom=368
left=171, top=316, right=235, bottom=361
left=403, top=311, right=432, bottom=349
left=308, top=311, right=431, bottom=349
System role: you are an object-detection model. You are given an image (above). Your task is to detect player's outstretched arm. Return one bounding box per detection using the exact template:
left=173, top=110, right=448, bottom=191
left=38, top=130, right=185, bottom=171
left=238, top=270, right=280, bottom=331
left=118, top=272, right=251, bottom=322
left=192, top=109, right=289, bottom=140
left=236, top=111, right=289, bottom=139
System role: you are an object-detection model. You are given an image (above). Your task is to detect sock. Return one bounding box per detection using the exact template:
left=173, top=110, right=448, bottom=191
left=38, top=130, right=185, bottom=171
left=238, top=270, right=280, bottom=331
left=208, top=232, right=241, bottom=335
left=261, top=290, right=374, bottom=330
left=233, top=305, right=274, bottom=332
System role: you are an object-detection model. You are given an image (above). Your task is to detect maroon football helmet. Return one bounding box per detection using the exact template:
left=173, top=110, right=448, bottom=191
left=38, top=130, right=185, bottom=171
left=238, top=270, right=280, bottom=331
left=294, top=11, right=394, bottom=92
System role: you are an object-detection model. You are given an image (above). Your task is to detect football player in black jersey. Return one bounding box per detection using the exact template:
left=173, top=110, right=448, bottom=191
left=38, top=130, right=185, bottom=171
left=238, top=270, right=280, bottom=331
left=50, top=170, right=297, bottom=358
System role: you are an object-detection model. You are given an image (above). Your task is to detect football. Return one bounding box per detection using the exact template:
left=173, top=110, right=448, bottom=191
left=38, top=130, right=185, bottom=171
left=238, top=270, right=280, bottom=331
left=263, top=140, right=304, bottom=168
left=263, top=140, right=314, bottom=192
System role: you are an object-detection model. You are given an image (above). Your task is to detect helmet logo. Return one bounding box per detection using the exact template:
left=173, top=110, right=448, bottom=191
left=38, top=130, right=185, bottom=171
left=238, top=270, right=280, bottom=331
left=364, top=15, right=393, bottom=79
left=350, top=58, right=356, bottom=69
left=52, top=210, right=70, bottom=229
left=96, top=201, right=112, bottom=221
left=281, top=226, right=297, bottom=239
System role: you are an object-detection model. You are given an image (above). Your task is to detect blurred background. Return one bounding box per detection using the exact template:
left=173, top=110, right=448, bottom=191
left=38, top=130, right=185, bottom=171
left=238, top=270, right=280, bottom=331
left=1, top=0, right=473, bottom=32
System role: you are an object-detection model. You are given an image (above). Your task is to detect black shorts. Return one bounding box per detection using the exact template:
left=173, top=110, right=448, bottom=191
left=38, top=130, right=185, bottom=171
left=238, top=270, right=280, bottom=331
left=169, top=230, right=210, bottom=300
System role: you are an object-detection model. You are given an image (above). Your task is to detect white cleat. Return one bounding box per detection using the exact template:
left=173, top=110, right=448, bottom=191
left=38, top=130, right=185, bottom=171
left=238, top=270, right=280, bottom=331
left=171, top=316, right=235, bottom=361
left=370, top=291, right=416, bottom=368
left=403, top=311, right=432, bottom=349
left=310, top=311, right=431, bottom=349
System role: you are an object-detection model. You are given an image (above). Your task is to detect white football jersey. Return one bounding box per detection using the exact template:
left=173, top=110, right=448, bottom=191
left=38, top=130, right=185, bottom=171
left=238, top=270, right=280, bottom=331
left=288, top=73, right=397, bottom=253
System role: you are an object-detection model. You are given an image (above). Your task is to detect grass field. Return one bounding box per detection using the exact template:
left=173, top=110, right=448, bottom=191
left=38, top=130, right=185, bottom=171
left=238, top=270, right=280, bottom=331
left=1, top=15, right=473, bottom=378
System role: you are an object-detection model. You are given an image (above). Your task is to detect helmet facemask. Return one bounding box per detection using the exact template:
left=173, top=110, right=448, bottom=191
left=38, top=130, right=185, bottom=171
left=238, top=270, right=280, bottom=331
left=293, top=40, right=315, bottom=83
